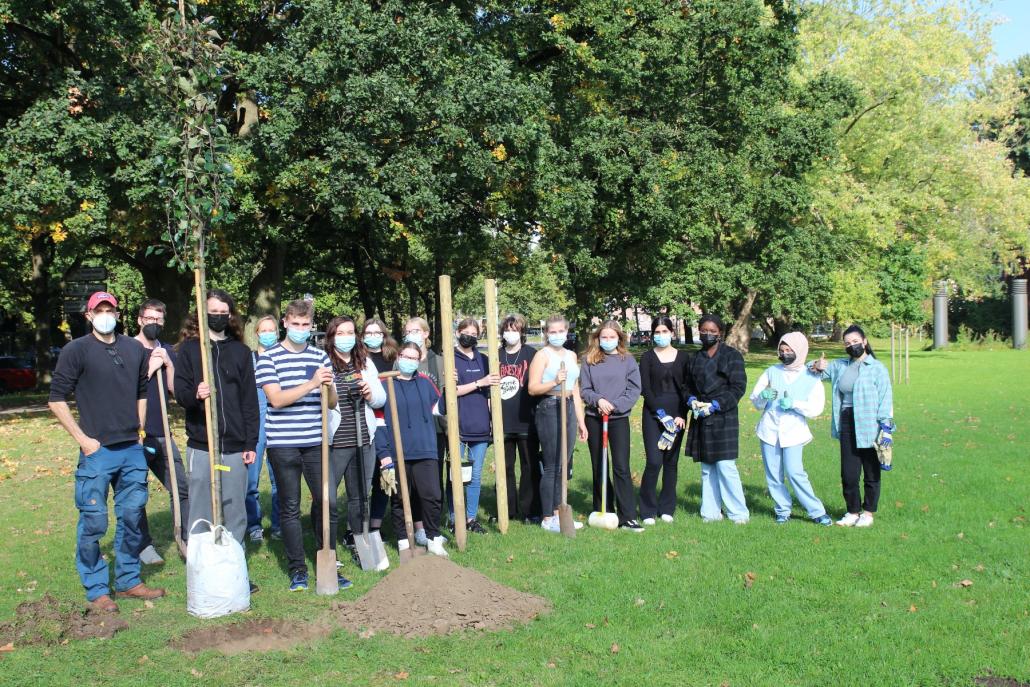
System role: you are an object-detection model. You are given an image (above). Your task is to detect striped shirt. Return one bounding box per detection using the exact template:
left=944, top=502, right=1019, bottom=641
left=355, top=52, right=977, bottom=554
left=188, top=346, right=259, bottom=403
left=332, top=362, right=369, bottom=448
left=255, top=343, right=331, bottom=448
left=819, top=356, right=893, bottom=449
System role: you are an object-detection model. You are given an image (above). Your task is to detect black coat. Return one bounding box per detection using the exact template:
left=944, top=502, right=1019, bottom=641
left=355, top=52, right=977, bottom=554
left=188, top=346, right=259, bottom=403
left=683, top=344, right=747, bottom=463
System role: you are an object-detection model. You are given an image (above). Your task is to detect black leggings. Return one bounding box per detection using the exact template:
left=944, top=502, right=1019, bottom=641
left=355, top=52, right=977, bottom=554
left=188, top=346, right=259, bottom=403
left=535, top=396, right=576, bottom=515
left=391, top=459, right=442, bottom=541
left=639, top=411, right=682, bottom=519
left=840, top=408, right=881, bottom=513
left=585, top=414, right=635, bottom=523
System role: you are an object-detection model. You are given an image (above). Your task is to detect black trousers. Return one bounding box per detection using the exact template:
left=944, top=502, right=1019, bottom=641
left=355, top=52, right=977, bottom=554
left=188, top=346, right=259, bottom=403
left=839, top=408, right=881, bottom=513
left=267, top=446, right=337, bottom=576
left=535, top=396, right=576, bottom=515
left=585, top=414, right=635, bottom=524
left=330, top=444, right=374, bottom=539
left=505, top=433, right=542, bottom=520
left=410, top=432, right=447, bottom=529
left=391, top=459, right=442, bottom=541
left=140, top=436, right=190, bottom=545
left=639, top=412, right=682, bottom=519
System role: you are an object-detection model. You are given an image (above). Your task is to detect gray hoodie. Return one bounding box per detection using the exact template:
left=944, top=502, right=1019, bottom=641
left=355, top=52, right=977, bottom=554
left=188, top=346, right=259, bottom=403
left=579, top=353, right=642, bottom=418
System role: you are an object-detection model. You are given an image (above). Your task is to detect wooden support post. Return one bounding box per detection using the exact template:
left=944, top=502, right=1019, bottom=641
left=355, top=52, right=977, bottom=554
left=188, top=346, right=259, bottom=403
left=438, top=276, right=467, bottom=551
left=484, top=279, right=508, bottom=534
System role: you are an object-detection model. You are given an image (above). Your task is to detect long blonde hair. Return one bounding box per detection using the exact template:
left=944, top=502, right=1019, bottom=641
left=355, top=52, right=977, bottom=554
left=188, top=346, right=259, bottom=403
left=585, top=320, right=628, bottom=366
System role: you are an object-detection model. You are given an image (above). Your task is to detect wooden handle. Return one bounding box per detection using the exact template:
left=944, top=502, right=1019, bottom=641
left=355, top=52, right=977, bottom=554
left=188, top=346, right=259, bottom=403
left=559, top=361, right=568, bottom=506
left=194, top=268, right=222, bottom=528
left=386, top=376, right=417, bottom=549
left=320, top=384, right=331, bottom=553
left=439, top=275, right=467, bottom=550
left=484, top=278, right=508, bottom=534
left=156, top=370, right=183, bottom=551
left=378, top=370, right=402, bottom=379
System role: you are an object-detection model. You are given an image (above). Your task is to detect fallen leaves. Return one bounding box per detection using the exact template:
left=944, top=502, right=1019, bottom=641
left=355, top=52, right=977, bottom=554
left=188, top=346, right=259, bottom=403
left=0, top=642, right=14, bottom=653
left=743, top=572, right=757, bottom=590
left=908, top=604, right=917, bottom=613
left=957, top=579, right=973, bottom=588
left=394, top=671, right=409, bottom=680
left=665, top=550, right=679, bottom=560
left=610, top=642, right=620, bottom=654
left=633, top=598, right=645, bottom=607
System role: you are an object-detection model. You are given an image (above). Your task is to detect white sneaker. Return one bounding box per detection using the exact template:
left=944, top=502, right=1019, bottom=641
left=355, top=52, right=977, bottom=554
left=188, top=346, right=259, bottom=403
left=855, top=512, right=875, bottom=528
left=427, top=536, right=449, bottom=557
left=836, top=513, right=860, bottom=527
left=139, top=545, right=164, bottom=565
left=414, top=528, right=428, bottom=547
left=730, top=518, right=749, bottom=525
left=642, top=517, right=656, bottom=526
left=398, top=539, right=410, bottom=551
left=541, top=517, right=560, bottom=533
left=660, top=514, right=674, bottom=523
left=574, top=521, right=584, bottom=530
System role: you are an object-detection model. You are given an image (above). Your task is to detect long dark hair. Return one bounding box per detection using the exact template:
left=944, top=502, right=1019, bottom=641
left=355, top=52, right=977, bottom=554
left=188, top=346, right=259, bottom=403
left=843, top=324, right=875, bottom=357
left=177, top=289, right=244, bottom=345
left=651, top=316, right=675, bottom=335
left=325, top=315, right=367, bottom=372
left=362, top=317, right=398, bottom=363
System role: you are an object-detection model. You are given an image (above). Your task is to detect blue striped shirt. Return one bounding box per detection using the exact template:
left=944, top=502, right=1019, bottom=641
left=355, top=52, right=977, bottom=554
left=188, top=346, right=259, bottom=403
left=819, top=356, right=893, bottom=448
left=255, top=343, right=330, bottom=448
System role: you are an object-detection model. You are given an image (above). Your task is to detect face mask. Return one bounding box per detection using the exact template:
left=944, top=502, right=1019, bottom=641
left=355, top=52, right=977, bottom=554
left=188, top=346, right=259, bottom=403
left=599, top=339, right=618, bottom=353
left=502, top=331, right=521, bottom=346
left=207, top=313, right=230, bottom=333
left=846, top=343, right=865, bottom=358
left=363, top=334, right=384, bottom=349
left=334, top=335, right=356, bottom=353
left=91, top=313, right=117, bottom=335
left=258, top=332, right=278, bottom=348
left=699, top=333, right=720, bottom=349
left=287, top=327, right=310, bottom=344
left=547, top=333, right=567, bottom=347
left=404, top=331, right=424, bottom=346
left=398, top=358, right=420, bottom=375
left=142, top=323, right=162, bottom=341
left=458, top=333, right=478, bottom=349
left=653, top=333, right=672, bottom=348
left=779, top=352, right=796, bottom=366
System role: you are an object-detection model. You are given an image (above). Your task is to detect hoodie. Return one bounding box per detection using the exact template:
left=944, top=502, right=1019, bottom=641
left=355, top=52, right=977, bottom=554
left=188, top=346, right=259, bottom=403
left=375, top=373, right=441, bottom=463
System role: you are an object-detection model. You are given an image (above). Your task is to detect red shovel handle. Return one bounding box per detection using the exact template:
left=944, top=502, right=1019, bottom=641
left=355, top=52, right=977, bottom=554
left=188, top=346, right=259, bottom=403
left=602, top=414, right=609, bottom=449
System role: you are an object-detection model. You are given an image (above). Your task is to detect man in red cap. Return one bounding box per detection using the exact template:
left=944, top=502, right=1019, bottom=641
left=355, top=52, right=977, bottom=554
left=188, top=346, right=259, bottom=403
left=49, top=291, right=167, bottom=612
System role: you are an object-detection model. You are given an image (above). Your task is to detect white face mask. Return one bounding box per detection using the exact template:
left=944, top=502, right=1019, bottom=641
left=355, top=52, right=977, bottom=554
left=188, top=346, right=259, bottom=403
left=502, top=331, right=521, bottom=346
left=91, top=313, right=117, bottom=335
left=404, top=331, right=425, bottom=346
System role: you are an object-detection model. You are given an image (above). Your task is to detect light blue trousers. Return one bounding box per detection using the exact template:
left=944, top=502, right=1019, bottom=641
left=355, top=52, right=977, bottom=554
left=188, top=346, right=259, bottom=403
left=760, top=440, right=827, bottom=519
left=699, top=460, right=749, bottom=522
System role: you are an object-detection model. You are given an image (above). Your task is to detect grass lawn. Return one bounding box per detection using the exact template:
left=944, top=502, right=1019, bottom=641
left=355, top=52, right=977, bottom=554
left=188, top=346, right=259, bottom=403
left=0, top=345, right=1027, bottom=686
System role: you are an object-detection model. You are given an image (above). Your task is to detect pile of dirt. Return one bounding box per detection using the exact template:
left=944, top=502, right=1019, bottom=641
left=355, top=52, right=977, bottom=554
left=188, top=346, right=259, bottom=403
left=334, top=555, right=550, bottom=639
left=170, top=618, right=330, bottom=656
left=0, top=594, right=128, bottom=648
left=974, top=676, right=1030, bottom=687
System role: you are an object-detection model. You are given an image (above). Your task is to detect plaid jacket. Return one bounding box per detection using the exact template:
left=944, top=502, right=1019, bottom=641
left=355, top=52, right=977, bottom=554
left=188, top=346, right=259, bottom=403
left=683, top=344, right=747, bottom=463
left=819, top=356, right=893, bottom=448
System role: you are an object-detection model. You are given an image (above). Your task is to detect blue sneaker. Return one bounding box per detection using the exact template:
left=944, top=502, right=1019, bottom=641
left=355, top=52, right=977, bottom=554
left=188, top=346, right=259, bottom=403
left=775, top=514, right=790, bottom=524
left=337, top=574, right=353, bottom=590
left=814, top=514, right=833, bottom=527
left=289, top=572, right=308, bottom=592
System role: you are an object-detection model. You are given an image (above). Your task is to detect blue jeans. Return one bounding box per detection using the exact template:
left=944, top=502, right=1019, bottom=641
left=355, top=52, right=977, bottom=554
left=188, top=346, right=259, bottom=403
left=760, top=440, right=827, bottom=519
left=699, top=460, right=749, bottom=523
left=446, top=441, right=488, bottom=522
left=74, top=442, right=149, bottom=601
left=246, top=388, right=279, bottom=534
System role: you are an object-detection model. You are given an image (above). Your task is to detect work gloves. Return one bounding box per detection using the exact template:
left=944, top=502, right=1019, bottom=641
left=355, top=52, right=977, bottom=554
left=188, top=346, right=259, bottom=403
left=656, top=409, right=679, bottom=450
left=380, top=460, right=398, bottom=495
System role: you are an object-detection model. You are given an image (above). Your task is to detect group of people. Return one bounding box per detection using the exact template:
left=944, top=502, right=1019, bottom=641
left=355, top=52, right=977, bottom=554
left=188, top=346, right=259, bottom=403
left=48, top=290, right=894, bottom=612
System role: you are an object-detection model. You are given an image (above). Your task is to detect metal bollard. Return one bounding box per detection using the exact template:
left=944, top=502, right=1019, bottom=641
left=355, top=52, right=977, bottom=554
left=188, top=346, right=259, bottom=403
left=1013, top=278, right=1028, bottom=350
left=933, top=280, right=948, bottom=349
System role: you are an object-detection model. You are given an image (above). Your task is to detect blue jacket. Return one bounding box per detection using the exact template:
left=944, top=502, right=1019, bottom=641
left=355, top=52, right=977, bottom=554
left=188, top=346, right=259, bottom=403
left=375, top=374, right=441, bottom=462
left=454, top=349, right=492, bottom=443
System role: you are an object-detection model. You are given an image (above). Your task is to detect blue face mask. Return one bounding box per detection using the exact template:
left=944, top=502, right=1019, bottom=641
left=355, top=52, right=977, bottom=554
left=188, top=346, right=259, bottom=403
left=363, top=334, right=384, bottom=349
left=404, top=332, right=424, bottom=346
left=287, top=327, right=310, bottom=345
left=398, top=358, right=419, bottom=375
left=600, top=339, right=618, bottom=353
left=547, top=333, right=567, bottom=347
left=653, top=333, right=672, bottom=348
left=334, top=335, right=356, bottom=353
left=258, top=332, right=278, bottom=348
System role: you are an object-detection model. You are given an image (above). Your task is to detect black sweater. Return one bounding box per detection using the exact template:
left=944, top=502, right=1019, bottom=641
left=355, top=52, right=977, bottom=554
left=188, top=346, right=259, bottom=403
left=174, top=337, right=260, bottom=453
left=639, top=348, right=689, bottom=417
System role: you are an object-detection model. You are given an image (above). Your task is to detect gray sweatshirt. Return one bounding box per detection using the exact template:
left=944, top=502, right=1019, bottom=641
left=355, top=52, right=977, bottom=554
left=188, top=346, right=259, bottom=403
left=579, top=353, right=642, bottom=418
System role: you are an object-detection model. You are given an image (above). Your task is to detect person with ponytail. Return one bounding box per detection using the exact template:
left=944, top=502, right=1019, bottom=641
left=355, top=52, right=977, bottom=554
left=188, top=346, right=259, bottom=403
left=325, top=315, right=386, bottom=566
left=683, top=314, right=749, bottom=524
left=749, top=332, right=832, bottom=526
left=810, top=325, right=894, bottom=528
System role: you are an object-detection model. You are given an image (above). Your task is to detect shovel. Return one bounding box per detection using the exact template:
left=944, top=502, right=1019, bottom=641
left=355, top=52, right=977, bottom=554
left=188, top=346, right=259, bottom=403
left=557, top=362, right=577, bottom=539
left=315, top=385, right=339, bottom=595
left=352, top=394, right=388, bottom=571
left=588, top=414, right=618, bottom=530
left=384, top=372, right=426, bottom=563
left=156, top=368, right=187, bottom=559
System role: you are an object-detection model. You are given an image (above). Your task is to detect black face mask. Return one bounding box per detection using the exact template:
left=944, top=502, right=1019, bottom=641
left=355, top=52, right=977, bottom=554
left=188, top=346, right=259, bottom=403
left=458, top=333, right=478, bottom=349
left=846, top=343, right=865, bottom=358
left=699, top=333, right=720, bottom=349
left=142, top=323, right=163, bottom=341
left=778, top=352, right=796, bottom=365
left=207, top=313, right=230, bottom=333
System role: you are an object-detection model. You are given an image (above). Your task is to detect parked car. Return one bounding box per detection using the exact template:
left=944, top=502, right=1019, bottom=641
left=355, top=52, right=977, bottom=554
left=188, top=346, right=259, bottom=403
left=630, top=331, right=651, bottom=346
left=0, top=356, right=37, bottom=393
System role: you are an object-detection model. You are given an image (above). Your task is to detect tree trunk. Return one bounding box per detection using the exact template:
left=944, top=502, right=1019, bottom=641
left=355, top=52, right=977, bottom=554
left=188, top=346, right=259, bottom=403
left=350, top=245, right=375, bottom=319
left=138, top=254, right=194, bottom=342
left=30, top=234, right=55, bottom=387
left=772, top=315, right=791, bottom=342
left=831, top=322, right=843, bottom=342
left=725, top=288, right=758, bottom=353
left=758, top=317, right=774, bottom=343
left=246, top=239, right=286, bottom=344
left=431, top=255, right=444, bottom=353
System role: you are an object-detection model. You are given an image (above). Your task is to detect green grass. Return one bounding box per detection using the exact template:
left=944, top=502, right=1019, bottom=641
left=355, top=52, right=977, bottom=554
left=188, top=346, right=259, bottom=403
left=0, top=347, right=1027, bottom=686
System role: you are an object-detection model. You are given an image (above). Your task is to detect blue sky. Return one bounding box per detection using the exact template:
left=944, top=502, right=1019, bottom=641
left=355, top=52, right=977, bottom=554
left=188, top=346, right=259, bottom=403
left=990, top=0, right=1029, bottom=65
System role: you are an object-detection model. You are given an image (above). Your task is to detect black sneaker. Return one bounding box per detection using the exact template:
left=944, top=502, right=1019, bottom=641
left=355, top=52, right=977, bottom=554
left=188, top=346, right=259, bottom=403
left=619, top=520, right=645, bottom=532
left=249, top=581, right=259, bottom=594
left=466, top=519, right=487, bottom=534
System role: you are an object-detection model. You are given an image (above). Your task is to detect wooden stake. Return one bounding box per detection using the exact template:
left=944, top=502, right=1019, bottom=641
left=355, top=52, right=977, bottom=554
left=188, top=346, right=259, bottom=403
left=484, top=279, right=508, bottom=534
left=905, top=326, right=910, bottom=384
left=193, top=267, right=222, bottom=528
left=890, top=324, right=896, bottom=382
left=156, top=371, right=185, bottom=558
left=438, top=275, right=467, bottom=551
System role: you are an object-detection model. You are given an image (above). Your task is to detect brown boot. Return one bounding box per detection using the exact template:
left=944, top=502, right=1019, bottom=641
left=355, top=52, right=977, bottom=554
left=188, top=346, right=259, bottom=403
left=115, top=583, right=166, bottom=600
left=87, top=595, right=119, bottom=613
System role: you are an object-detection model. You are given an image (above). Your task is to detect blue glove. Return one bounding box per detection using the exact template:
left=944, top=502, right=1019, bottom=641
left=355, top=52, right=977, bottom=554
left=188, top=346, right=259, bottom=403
left=878, top=421, right=893, bottom=448
left=656, top=409, right=678, bottom=433
left=759, top=388, right=777, bottom=401
left=657, top=430, right=678, bottom=451
left=709, top=399, right=721, bottom=414
left=687, top=396, right=698, bottom=407
left=778, top=395, right=793, bottom=411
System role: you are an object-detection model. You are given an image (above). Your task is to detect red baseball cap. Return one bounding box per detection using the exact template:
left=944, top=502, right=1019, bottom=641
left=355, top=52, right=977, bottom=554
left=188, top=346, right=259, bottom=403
left=87, top=291, right=118, bottom=310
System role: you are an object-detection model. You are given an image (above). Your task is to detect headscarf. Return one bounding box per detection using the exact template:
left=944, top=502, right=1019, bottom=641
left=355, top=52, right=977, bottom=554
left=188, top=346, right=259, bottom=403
left=778, top=332, right=809, bottom=372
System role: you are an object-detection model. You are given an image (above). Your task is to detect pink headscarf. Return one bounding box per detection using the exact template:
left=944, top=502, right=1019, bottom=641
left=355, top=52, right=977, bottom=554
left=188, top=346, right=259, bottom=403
left=778, top=332, right=809, bottom=372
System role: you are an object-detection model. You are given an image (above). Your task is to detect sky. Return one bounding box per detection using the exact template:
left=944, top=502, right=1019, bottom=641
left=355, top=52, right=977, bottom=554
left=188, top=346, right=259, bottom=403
left=990, top=0, right=1029, bottom=65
